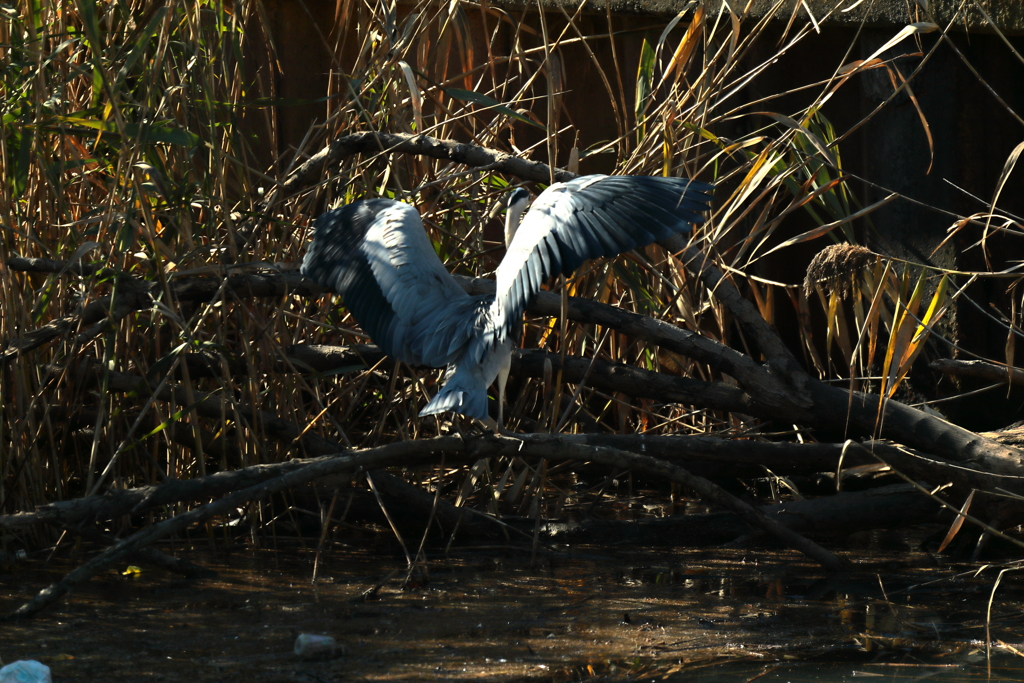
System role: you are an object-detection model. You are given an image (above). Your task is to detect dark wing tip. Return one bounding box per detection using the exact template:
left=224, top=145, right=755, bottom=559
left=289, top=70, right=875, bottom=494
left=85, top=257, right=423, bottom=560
left=300, top=200, right=403, bottom=357
left=301, top=200, right=396, bottom=291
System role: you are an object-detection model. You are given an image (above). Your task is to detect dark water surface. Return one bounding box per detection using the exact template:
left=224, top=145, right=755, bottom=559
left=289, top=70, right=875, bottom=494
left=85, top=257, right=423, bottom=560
left=3, top=539, right=1024, bottom=681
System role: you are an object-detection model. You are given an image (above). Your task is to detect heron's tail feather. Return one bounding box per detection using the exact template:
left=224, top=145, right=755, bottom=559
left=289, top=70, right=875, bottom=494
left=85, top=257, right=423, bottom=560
left=419, top=372, right=490, bottom=420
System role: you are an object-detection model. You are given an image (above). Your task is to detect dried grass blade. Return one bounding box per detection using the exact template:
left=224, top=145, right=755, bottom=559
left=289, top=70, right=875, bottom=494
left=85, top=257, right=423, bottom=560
left=765, top=175, right=846, bottom=231
left=397, top=61, right=424, bottom=131
left=862, top=261, right=892, bottom=372
left=654, top=6, right=690, bottom=68
left=832, top=290, right=854, bottom=369
left=910, top=275, right=948, bottom=346
left=851, top=282, right=866, bottom=372
left=838, top=22, right=939, bottom=76
left=983, top=140, right=1024, bottom=266
left=889, top=66, right=934, bottom=174
left=891, top=274, right=948, bottom=391
left=793, top=288, right=827, bottom=375
left=727, top=3, right=740, bottom=61
left=753, top=111, right=837, bottom=168
left=1006, top=288, right=1019, bottom=393
left=879, top=270, right=911, bottom=399
left=825, top=288, right=838, bottom=365
left=937, top=489, right=975, bottom=554
left=660, top=4, right=703, bottom=90
left=930, top=211, right=991, bottom=259
left=723, top=148, right=781, bottom=222
left=883, top=271, right=926, bottom=398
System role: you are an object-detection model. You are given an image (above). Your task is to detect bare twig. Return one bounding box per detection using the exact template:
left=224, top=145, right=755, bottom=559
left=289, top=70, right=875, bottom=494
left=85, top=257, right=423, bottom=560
left=931, top=358, right=1024, bottom=386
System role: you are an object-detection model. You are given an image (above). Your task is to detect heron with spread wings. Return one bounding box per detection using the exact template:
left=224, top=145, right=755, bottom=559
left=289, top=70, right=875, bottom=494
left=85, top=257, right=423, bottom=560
left=301, top=174, right=713, bottom=429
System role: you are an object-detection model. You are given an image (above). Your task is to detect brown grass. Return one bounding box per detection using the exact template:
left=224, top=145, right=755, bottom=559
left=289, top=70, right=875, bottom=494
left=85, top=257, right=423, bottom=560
left=0, top=0, right=1018, bottom=544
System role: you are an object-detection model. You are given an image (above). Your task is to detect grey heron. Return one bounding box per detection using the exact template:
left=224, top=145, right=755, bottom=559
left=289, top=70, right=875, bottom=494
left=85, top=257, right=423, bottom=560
left=301, top=174, right=713, bottom=429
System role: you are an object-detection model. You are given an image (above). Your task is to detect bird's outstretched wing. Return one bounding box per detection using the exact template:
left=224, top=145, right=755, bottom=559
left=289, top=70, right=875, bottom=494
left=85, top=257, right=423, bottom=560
left=301, top=199, right=479, bottom=367
left=492, top=174, right=713, bottom=337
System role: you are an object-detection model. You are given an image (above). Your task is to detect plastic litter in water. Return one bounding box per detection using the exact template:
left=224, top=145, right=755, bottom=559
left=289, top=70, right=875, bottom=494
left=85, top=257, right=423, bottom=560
left=294, top=633, right=337, bottom=659
left=0, top=661, right=52, bottom=683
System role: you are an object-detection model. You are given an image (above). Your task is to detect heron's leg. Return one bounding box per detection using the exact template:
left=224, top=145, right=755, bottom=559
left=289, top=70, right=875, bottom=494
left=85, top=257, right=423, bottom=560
left=496, top=361, right=511, bottom=434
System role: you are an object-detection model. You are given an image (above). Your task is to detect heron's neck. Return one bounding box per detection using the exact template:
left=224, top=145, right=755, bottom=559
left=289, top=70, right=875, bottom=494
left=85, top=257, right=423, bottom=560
left=504, top=204, right=526, bottom=247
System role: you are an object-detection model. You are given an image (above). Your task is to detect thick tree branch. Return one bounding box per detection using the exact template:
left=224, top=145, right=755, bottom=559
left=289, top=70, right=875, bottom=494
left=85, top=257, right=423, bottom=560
left=931, top=358, right=1024, bottom=386
left=455, top=275, right=803, bottom=413
left=281, top=131, right=576, bottom=196
left=806, top=382, right=1024, bottom=476
left=5, top=255, right=106, bottom=277
left=278, top=343, right=1024, bottom=493
left=0, top=428, right=904, bottom=535
left=6, top=432, right=850, bottom=621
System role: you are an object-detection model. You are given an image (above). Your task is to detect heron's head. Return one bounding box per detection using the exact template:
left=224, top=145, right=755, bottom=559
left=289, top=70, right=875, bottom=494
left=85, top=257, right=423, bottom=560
left=504, top=187, right=532, bottom=247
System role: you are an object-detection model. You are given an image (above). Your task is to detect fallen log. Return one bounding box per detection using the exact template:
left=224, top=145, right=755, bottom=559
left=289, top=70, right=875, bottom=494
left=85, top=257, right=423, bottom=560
left=931, top=358, right=1024, bottom=386
left=2, top=425, right=896, bottom=535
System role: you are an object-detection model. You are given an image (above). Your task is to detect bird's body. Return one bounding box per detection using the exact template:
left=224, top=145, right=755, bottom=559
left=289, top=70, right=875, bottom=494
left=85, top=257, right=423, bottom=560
left=301, top=174, right=713, bottom=427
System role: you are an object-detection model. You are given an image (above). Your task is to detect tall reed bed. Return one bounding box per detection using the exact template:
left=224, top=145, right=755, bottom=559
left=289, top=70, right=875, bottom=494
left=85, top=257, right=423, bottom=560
left=0, top=0, right=1014, bottom=538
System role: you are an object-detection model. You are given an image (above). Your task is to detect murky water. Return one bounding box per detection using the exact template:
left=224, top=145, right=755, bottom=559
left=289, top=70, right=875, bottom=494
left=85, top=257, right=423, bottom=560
left=2, top=539, right=1024, bottom=681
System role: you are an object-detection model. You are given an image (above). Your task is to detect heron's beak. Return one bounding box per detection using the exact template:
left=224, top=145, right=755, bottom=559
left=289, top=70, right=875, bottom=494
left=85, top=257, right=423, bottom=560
left=504, top=193, right=531, bottom=247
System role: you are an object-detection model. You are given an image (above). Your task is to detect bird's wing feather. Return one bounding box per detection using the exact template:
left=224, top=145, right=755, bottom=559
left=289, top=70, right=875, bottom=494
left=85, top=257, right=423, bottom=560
left=301, top=199, right=479, bottom=367
left=491, top=175, right=713, bottom=337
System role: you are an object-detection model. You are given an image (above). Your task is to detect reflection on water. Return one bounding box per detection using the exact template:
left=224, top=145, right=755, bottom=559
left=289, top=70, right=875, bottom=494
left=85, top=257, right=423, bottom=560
left=2, top=541, right=1023, bottom=681
left=674, top=656, right=1024, bottom=682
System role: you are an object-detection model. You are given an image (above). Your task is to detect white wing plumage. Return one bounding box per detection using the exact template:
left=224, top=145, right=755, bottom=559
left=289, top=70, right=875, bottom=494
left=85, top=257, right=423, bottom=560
left=492, top=174, right=713, bottom=339
left=300, top=199, right=482, bottom=368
